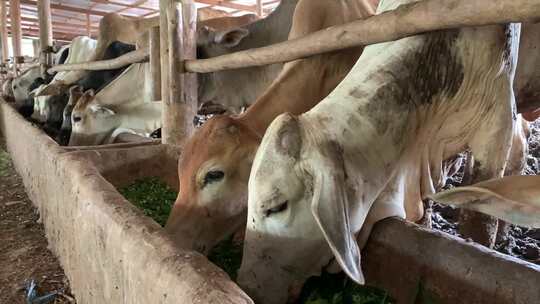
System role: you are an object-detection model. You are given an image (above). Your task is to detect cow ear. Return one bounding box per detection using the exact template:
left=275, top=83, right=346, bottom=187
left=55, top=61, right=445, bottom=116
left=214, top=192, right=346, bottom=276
left=429, top=175, right=540, bottom=228
left=85, top=89, right=95, bottom=97
left=274, top=113, right=302, bottom=159
left=310, top=161, right=364, bottom=284
left=89, top=104, right=115, bottom=117
left=214, top=28, right=249, bottom=48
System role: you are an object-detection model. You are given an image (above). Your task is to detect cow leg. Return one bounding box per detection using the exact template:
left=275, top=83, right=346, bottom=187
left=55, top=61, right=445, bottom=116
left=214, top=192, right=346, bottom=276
left=495, top=116, right=530, bottom=244
left=460, top=108, right=515, bottom=248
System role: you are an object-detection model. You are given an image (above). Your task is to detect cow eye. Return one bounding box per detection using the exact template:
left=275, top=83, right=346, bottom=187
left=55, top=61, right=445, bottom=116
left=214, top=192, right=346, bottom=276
left=264, top=201, right=288, bottom=217
left=203, top=170, right=224, bottom=186
left=73, top=116, right=82, bottom=123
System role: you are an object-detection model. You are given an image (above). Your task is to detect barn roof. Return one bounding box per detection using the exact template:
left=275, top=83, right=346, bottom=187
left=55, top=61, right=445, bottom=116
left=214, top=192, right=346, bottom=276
left=5, top=0, right=280, bottom=41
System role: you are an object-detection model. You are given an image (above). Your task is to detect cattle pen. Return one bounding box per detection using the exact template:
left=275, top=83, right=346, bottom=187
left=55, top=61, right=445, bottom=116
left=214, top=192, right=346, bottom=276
left=0, top=0, right=540, bottom=303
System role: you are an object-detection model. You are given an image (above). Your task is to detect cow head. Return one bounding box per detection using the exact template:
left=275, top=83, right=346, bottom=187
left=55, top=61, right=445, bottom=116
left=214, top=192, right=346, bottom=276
left=165, top=115, right=260, bottom=254
left=196, top=26, right=253, bottom=113
left=1, top=77, right=14, bottom=102
left=237, top=113, right=368, bottom=304
left=11, top=66, right=42, bottom=117
left=58, top=86, right=84, bottom=145
left=69, top=89, right=119, bottom=146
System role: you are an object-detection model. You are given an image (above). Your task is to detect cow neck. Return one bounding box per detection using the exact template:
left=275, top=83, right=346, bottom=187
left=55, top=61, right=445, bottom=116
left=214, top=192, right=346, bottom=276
left=236, top=48, right=360, bottom=138
left=304, top=43, right=418, bottom=206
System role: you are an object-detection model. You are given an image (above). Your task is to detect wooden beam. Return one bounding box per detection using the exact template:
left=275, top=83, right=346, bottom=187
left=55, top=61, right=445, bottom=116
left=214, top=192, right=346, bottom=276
left=162, top=0, right=197, bottom=145
left=37, top=0, right=53, bottom=76
left=149, top=26, right=161, bottom=101
left=37, top=0, right=53, bottom=50
left=8, top=25, right=88, bottom=40
left=16, top=4, right=95, bottom=24
left=256, top=0, right=263, bottom=17
left=10, top=0, right=22, bottom=75
left=185, top=0, right=540, bottom=74
left=196, top=0, right=256, bottom=13
left=17, top=16, right=99, bottom=30
left=159, top=0, right=169, bottom=143
left=17, top=21, right=92, bottom=35
left=86, top=14, right=91, bottom=37
left=91, top=0, right=158, bottom=13
left=19, top=0, right=124, bottom=17
left=0, top=1, right=9, bottom=63
left=47, top=49, right=148, bottom=72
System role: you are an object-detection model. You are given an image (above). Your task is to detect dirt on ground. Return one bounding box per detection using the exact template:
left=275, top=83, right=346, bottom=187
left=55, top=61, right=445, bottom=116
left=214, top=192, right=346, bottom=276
left=430, top=120, right=540, bottom=265
left=0, top=136, right=75, bottom=304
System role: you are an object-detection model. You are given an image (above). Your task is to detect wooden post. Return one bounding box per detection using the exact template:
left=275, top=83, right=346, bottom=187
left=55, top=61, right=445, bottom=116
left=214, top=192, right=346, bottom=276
left=32, top=39, right=40, bottom=58
left=159, top=0, right=169, bottom=143
left=86, top=14, right=91, bottom=37
left=10, top=0, right=23, bottom=75
left=149, top=26, right=161, bottom=101
left=256, top=0, right=263, bottom=17
left=38, top=0, right=53, bottom=77
left=161, top=0, right=197, bottom=146
left=0, top=0, right=8, bottom=65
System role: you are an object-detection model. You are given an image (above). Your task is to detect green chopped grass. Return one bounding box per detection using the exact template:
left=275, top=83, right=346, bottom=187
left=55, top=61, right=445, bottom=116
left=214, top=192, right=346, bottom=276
left=0, top=149, right=9, bottom=177
left=118, top=178, right=392, bottom=304
left=119, top=177, right=177, bottom=227
left=208, top=237, right=243, bottom=280
left=208, top=239, right=392, bottom=304
left=299, top=272, right=393, bottom=304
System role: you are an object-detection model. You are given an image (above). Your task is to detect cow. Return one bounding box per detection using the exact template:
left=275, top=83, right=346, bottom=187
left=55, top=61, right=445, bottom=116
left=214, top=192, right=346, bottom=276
left=11, top=66, right=42, bottom=117
left=1, top=76, right=14, bottom=102
left=196, top=0, right=299, bottom=113
left=95, top=8, right=293, bottom=114
left=165, top=0, right=376, bottom=255
left=24, top=41, right=135, bottom=144
left=56, top=41, right=136, bottom=145
left=236, top=0, right=527, bottom=302
left=515, top=22, right=540, bottom=122
left=35, top=36, right=98, bottom=96
left=92, top=13, right=159, bottom=62
left=68, top=62, right=160, bottom=146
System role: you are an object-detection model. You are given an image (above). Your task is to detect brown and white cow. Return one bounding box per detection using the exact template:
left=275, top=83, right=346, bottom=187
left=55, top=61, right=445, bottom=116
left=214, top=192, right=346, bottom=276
left=236, top=0, right=531, bottom=302
left=165, top=0, right=376, bottom=254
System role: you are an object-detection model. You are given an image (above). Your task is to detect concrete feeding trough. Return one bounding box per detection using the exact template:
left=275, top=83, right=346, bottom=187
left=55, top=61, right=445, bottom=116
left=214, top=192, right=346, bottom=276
left=1, top=99, right=539, bottom=304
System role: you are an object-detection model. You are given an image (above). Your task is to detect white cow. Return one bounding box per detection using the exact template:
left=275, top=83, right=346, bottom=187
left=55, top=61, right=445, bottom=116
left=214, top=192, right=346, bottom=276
left=69, top=62, right=160, bottom=146
left=236, top=0, right=537, bottom=303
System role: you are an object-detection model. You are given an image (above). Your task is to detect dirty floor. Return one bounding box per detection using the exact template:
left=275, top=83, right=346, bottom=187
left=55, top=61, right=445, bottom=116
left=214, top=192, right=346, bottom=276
left=431, top=120, right=540, bottom=265
left=0, top=136, right=75, bottom=304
